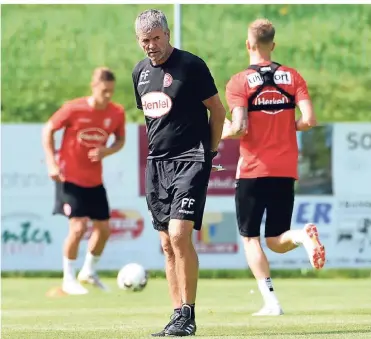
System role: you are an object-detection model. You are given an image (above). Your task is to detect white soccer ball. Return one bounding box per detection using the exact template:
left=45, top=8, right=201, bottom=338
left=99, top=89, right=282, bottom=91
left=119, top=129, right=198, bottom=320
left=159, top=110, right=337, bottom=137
left=117, top=263, right=148, bottom=292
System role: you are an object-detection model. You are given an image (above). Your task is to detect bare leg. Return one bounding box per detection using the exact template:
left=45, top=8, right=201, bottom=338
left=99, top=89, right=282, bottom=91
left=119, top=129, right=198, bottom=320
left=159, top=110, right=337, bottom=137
left=242, top=236, right=282, bottom=314
left=159, top=230, right=182, bottom=309
left=242, top=236, right=270, bottom=279
left=168, top=219, right=198, bottom=306
left=80, top=220, right=110, bottom=275
left=61, top=217, right=89, bottom=295
left=88, top=220, right=111, bottom=255
left=63, top=217, right=88, bottom=280
left=266, top=230, right=302, bottom=253
left=267, top=225, right=326, bottom=269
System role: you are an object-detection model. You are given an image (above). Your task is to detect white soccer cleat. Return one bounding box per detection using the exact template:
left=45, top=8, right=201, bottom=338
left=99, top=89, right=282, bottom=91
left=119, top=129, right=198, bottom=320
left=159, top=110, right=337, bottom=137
left=62, top=279, right=89, bottom=295
left=77, top=271, right=110, bottom=291
left=302, top=223, right=326, bottom=270
left=252, top=305, right=284, bottom=316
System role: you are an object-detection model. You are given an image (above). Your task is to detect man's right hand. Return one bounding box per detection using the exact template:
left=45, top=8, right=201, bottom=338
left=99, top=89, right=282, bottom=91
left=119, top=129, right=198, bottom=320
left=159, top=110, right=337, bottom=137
left=48, top=164, right=65, bottom=182
left=221, top=119, right=232, bottom=140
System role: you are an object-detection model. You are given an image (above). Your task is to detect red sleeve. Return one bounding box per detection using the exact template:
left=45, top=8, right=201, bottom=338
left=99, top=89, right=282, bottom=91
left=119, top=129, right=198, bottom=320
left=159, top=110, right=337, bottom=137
left=225, top=73, right=248, bottom=113
left=294, top=71, right=311, bottom=103
left=114, top=107, right=126, bottom=138
left=49, top=103, right=72, bottom=130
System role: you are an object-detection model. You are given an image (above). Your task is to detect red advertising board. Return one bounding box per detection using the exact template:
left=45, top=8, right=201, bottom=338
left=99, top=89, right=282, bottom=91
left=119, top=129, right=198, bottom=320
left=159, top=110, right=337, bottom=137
left=139, top=125, right=239, bottom=196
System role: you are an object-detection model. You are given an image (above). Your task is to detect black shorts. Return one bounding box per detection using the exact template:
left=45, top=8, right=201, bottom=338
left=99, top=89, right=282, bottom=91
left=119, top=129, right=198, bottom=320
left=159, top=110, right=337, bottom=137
left=145, top=159, right=212, bottom=231
left=53, top=181, right=110, bottom=221
left=235, top=177, right=295, bottom=238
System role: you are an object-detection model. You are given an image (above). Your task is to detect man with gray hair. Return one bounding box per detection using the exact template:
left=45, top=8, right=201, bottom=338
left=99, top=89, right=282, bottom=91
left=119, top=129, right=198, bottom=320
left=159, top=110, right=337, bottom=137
left=132, top=8, right=226, bottom=337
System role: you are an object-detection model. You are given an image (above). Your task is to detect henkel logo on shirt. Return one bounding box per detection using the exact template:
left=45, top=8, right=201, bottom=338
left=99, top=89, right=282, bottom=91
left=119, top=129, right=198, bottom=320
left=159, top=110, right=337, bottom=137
left=77, top=127, right=108, bottom=147
left=142, top=91, right=173, bottom=118
left=254, top=90, right=290, bottom=114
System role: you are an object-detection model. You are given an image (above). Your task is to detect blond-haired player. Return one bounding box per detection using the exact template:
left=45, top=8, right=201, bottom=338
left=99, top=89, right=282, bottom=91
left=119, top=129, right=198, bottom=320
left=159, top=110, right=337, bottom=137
left=223, top=19, right=326, bottom=315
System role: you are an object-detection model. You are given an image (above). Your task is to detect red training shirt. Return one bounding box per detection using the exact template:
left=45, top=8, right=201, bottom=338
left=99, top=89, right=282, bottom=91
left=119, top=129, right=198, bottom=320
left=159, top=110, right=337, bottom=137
left=49, top=97, right=125, bottom=187
left=225, top=63, right=310, bottom=180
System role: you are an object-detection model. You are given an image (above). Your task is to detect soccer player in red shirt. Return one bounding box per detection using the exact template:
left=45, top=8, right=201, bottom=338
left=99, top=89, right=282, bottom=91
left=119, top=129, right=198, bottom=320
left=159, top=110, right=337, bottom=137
left=223, top=19, right=326, bottom=315
left=42, top=67, right=126, bottom=295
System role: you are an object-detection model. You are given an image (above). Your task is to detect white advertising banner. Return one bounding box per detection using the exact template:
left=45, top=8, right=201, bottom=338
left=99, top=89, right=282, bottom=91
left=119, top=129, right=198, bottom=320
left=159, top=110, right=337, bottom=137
left=332, top=123, right=371, bottom=197
left=1, top=196, right=164, bottom=271
left=2, top=194, right=369, bottom=271
left=1, top=197, right=67, bottom=271
left=330, top=198, right=371, bottom=267
left=198, top=196, right=336, bottom=270
left=264, top=196, right=335, bottom=269
left=1, top=123, right=140, bottom=199
left=1, top=123, right=371, bottom=270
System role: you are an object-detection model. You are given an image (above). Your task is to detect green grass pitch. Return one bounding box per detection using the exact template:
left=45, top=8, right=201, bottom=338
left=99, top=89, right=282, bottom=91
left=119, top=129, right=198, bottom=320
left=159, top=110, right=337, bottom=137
left=2, top=278, right=371, bottom=338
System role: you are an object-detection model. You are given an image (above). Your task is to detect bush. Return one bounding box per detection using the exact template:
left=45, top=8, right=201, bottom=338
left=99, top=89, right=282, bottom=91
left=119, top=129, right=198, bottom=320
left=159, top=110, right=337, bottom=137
left=2, top=4, right=371, bottom=122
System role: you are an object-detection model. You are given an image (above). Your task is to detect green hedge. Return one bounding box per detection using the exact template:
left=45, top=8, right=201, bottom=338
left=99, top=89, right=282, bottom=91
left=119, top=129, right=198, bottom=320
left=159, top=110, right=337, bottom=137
left=2, top=4, right=371, bottom=123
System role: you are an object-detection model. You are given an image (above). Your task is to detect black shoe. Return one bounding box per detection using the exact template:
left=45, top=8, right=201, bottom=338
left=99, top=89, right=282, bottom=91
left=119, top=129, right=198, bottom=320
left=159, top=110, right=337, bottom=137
left=151, top=311, right=181, bottom=337
left=165, top=304, right=196, bottom=336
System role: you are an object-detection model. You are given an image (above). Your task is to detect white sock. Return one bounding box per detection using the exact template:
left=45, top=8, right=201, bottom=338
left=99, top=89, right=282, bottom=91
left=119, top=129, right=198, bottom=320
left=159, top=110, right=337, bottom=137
left=63, top=257, right=76, bottom=281
left=257, top=278, right=280, bottom=307
left=289, top=229, right=305, bottom=246
left=81, top=252, right=100, bottom=275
